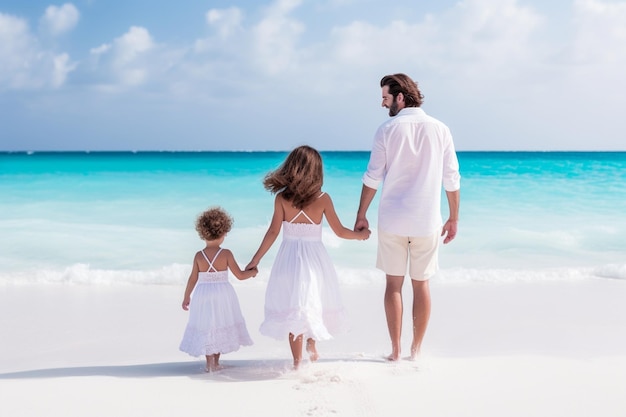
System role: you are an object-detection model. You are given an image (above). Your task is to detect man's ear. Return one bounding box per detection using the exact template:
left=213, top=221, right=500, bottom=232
left=397, top=92, right=405, bottom=103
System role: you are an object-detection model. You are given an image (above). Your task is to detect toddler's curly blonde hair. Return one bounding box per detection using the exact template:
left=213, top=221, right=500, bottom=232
left=195, top=206, right=233, bottom=241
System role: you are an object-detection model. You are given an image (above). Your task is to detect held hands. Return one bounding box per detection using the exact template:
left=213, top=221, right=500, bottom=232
left=246, top=266, right=259, bottom=278
left=356, top=228, right=371, bottom=240
left=245, top=260, right=258, bottom=272
left=354, top=217, right=371, bottom=240
left=354, top=217, right=369, bottom=232
left=244, top=260, right=259, bottom=279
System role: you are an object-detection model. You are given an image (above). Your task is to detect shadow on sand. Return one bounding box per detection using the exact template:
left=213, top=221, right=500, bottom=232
left=0, top=359, right=292, bottom=382
left=0, top=356, right=389, bottom=382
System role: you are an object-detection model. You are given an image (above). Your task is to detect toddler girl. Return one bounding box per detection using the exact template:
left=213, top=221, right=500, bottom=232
left=180, top=206, right=256, bottom=372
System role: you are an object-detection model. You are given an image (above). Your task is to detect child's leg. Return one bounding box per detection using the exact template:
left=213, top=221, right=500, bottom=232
left=306, top=338, right=319, bottom=362
left=288, top=333, right=303, bottom=369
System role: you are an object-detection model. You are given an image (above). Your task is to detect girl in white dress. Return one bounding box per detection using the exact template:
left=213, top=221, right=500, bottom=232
left=246, top=146, right=370, bottom=369
left=180, top=207, right=257, bottom=372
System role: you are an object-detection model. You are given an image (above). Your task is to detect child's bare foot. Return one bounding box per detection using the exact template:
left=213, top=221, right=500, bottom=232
left=205, top=354, right=221, bottom=372
left=210, top=364, right=225, bottom=372
left=293, top=358, right=302, bottom=370
left=306, top=338, right=319, bottom=362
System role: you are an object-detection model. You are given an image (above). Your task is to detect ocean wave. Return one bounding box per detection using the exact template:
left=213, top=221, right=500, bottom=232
left=0, top=263, right=191, bottom=286
left=592, top=264, right=626, bottom=280
left=1, top=263, right=623, bottom=286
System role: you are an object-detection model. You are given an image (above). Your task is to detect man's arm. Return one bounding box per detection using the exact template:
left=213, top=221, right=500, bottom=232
left=355, top=184, right=377, bottom=231
left=441, top=189, right=460, bottom=244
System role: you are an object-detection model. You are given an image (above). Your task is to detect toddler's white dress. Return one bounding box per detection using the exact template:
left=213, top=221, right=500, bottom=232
left=179, top=248, right=253, bottom=357
left=260, top=205, right=347, bottom=341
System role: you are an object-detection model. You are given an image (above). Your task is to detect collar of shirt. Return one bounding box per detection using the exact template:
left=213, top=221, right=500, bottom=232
left=395, top=107, right=426, bottom=117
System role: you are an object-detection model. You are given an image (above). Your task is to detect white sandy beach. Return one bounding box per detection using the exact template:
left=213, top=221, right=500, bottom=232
left=1, top=277, right=626, bottom=417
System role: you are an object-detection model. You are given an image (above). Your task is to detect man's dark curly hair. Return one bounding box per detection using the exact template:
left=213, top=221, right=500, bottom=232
left=195, top=206, right=233, bottom=241
left=380, top=73, right=424, bottom=107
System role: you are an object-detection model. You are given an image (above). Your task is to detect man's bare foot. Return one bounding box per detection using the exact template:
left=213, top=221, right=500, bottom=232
left=386, top=347, right=401, bottom=361
left=410, top=344, right=421, bottom=361
left=306, top=338, right=319, bottom=362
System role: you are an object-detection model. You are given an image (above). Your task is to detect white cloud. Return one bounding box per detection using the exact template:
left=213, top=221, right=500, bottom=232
left=184, top=0, right=550, bottom=97
left=88, top=26, right=156, bottom=88
left=440, top=0, right=545, bottom=75
left=0, top=12, right=76, bottom=90
left=322, top=0, right=547, bottom=93
left=0, top=13, right=33, bottom=89
left=206, top=7, right=243, bottom=38
left=251, top=0, right=306, bottom=74
left=113, top=26, right=154, bottom=66
left=40, top=3, right=80, bottom=36
left=90, top=44, right=111, bottom=55
left=186, top=1, right=308, bottom=95
left=51, top=53, right=76, bottom=87
left=572, top=0, right=626, bottom=65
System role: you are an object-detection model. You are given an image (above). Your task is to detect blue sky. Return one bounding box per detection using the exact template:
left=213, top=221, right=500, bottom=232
left=1, top=0, right=625, bottom=151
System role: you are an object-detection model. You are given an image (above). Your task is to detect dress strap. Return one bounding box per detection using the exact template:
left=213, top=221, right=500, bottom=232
left=201, top=248, right=223, bottom=272
left=289, top=210, right=315, bottom=224
left=288, top=192, right=325, bottom=223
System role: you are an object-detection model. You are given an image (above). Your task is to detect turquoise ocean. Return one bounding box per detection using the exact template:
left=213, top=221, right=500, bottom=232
left=1, top=151, right=625, bottom=286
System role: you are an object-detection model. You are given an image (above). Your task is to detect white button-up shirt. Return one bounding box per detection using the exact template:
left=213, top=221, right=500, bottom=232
left=362, top=107, right=461, bottom=236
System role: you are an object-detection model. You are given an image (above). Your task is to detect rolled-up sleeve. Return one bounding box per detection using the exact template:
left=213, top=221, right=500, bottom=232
left=362, top=128, right=386, bottom=190
left=362, top=173, right=381, bottom=189
left=442, top=131, right=461, bottom=191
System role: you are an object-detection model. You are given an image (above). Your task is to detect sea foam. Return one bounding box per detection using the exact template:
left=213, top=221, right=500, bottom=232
left=1, top=263, right=622, bottom=287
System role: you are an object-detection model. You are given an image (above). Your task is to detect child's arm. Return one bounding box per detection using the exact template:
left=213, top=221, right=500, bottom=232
left=182, top=253, right=201, bottom=310
left=246, top=195, right=284, bottom=270
left=224, top=250, right=258, bottom=280
left=321, top=193, right=371, bottom=240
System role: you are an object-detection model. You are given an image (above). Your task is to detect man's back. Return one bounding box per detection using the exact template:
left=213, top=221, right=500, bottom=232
left=363, top=107, right=460, bottom=236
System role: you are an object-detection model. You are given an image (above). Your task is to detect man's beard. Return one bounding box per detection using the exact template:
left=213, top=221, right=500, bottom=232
left=388, top=99, right=400, bottom=117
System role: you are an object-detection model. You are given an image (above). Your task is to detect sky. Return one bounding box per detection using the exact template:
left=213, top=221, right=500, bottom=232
left=1, top=0, right=625, bottom=151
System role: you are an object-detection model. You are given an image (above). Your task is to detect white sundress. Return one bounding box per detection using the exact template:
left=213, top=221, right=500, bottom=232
left=260, top=202, right=348, bottom=341
left=179, top=248, right=253, bottom=357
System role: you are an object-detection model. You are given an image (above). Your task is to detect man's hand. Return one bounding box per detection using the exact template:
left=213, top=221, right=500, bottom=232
left=441, top=219, right=458, bottom=244
left=354, top=217, right=369, bottom=232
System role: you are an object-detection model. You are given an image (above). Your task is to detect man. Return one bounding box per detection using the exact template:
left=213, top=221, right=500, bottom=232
left=355, top=73, right=460, bottom=361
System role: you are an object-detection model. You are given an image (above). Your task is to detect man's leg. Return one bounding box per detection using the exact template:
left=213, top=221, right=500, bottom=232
left=385, top=274, right=404, bottom=361
left=410, top=279, right=431, bottom=360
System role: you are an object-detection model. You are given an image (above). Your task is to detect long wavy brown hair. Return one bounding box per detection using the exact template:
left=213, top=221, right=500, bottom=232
left=263, top=145, right=324, bottom=209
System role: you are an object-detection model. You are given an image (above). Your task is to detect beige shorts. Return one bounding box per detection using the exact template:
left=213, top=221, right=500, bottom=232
left=376, top=229, right=440, bottom=280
